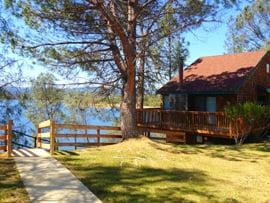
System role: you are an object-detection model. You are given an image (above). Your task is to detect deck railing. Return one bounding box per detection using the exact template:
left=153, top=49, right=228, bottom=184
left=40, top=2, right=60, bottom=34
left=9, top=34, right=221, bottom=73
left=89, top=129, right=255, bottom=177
left=136, top=109, right=232, bottom=137
left=37, top=120, right=122, bottom=154
left=137, top=108, right=269, bottom=138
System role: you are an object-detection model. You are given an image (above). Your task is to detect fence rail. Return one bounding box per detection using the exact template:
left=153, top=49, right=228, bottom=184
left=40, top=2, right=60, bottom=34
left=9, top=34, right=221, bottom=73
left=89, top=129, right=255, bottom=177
left=37, top=120, right=122, bottom=154
left=0, top=121, right=13, bottom=157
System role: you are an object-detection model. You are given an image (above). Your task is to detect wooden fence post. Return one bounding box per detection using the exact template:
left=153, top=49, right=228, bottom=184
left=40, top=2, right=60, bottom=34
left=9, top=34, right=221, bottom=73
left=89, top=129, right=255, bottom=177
left=97, top=129, right=100, bottom=146
left=74, top=134, right=77, bottom=150
left=7, top=120, right=13, bottom=158
left=37, top=126, right=41, bottom=148
left=50, top=120, right=55, bottom=155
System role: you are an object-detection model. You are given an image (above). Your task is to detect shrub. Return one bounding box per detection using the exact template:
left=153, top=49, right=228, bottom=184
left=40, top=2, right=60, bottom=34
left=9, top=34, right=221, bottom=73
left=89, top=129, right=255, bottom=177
left=225, top=102, right=270, bottom=144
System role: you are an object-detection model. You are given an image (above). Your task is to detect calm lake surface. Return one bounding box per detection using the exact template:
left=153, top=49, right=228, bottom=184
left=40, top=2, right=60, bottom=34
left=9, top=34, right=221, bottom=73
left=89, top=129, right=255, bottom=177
left=3, top=100, right=120, bottom=150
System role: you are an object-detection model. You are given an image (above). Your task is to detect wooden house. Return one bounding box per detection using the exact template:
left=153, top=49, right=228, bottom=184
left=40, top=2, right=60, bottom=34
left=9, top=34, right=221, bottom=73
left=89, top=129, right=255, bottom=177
left=136, top=50, right=270, bottom=143
left=158, top=49, right=270, bottom=112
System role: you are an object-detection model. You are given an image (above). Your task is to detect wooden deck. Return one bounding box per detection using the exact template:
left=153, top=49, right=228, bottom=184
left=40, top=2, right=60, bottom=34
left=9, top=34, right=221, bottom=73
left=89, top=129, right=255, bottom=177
left=136, top=108, right=233, bottom=138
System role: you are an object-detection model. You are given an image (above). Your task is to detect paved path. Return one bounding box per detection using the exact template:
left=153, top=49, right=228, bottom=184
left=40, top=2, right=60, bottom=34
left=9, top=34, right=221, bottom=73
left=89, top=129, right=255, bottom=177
left=13, top=148, right=101, bottom=203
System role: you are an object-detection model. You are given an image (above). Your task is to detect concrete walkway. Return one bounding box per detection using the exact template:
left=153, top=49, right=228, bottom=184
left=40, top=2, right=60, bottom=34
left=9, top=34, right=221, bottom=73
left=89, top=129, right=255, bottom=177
left=13, top=148, right=101, bottom=203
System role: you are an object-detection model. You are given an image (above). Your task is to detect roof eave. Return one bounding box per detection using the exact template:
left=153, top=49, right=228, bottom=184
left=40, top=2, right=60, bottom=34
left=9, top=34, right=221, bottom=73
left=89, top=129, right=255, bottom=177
left=157, top=89, right=237, bottom=95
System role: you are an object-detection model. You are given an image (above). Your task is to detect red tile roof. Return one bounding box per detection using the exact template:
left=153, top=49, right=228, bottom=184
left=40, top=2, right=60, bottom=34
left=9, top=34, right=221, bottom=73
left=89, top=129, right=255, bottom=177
left=158, top=50, right=267, bottom=94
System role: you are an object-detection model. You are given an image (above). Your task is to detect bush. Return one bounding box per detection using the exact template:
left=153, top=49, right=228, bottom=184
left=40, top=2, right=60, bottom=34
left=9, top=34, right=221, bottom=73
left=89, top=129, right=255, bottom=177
left=225, top=102, right=270, bottom=144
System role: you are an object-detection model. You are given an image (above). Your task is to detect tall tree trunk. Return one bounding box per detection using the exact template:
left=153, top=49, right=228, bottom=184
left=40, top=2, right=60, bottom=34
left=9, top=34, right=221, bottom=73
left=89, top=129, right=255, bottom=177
left=121, top=58, right=137, bottom=138
left=99, top=0, right=138, bottom=138
left=136, top=54, right=145, bottom=110
left=120, top=0, right=138, bottom=138
left=168, top=36, right=172, bottom=80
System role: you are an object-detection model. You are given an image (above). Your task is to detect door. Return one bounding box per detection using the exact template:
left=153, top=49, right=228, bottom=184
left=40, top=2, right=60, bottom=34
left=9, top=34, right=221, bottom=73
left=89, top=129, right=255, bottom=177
left=193, top=96, right=206, bottom=111
left=206, top=97, right=216, bottom=124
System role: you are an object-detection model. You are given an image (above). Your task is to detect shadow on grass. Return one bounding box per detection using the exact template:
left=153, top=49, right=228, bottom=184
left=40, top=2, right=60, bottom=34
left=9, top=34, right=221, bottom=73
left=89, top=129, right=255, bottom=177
left=149, top=140, right=270, bottom=163
left=0, top=159, right=22, bottom=188
left=244, top=141, right=270, bottom=152
left=56, top=151, right=80, bottom=156
left=0, top=159, right=30, bottom=202
left=58, top=157, right=221, bottom=203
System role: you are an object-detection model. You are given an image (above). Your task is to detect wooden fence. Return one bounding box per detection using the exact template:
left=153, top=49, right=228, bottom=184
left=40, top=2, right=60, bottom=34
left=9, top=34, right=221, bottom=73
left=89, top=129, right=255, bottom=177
left=0, top=121, right=13, bottom=157
left=37, top=120, right=122, bottom=154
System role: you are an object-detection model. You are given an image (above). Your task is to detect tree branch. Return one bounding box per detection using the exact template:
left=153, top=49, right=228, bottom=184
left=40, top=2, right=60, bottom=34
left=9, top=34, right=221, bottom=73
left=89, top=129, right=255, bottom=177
left=28, top=40, right=110, bottom=49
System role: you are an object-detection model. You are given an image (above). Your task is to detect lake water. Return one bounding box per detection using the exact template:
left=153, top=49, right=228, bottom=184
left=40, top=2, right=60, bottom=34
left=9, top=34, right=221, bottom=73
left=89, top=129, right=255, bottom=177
left=55, top=108, right=120, bottom=150
left=0, top=100, right=120, bottom=150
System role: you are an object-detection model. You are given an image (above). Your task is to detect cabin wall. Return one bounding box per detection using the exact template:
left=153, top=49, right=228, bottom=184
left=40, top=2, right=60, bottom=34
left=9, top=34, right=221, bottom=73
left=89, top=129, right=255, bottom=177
left=237, top=52, right=270, bottom=103
left=188, top=95, right=237, bottom=112
left=216, top=95, right=237, bottom=111
left=162, top=94, right=187, bottom=110
left=163, top=94, right=238, bottom=112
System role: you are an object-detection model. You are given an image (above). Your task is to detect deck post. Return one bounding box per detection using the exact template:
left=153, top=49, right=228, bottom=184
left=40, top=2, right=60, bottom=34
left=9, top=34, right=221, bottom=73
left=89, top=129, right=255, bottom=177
left=159, top=110, right=162, bottom=129
left=229, top=121, right=233, bottom=138
left=7, top=120, right=13, bottom=158
left=50, top=120, right=56, bottom=155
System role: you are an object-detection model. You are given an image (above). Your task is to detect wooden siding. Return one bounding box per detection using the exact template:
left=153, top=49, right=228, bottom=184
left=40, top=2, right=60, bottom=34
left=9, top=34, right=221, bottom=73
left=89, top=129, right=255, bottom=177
left=238, top=52, right=270, bottom=103
left=216, top=95, right=237, bottom=111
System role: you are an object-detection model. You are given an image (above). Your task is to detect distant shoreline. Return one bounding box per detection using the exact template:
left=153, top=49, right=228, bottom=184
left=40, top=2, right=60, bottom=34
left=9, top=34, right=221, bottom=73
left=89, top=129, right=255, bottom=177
left=92, top=104, right=160, bottom=109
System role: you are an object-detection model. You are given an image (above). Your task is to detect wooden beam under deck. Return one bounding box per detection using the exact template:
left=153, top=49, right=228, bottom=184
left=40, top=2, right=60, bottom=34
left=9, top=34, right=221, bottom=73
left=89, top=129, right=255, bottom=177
left=138, top=125, right=232, bottom=139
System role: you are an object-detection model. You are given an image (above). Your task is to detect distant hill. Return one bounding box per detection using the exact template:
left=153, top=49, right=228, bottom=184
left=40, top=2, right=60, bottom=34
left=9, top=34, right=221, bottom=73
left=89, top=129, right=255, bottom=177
left=4, top=86, right=121, bottom=96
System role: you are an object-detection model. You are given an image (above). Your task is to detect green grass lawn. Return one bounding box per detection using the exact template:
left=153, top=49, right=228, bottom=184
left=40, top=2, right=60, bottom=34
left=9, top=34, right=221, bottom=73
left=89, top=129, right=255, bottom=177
left=55, top=137, right=270, bottom=203
left=0, top=158, right=30, bottom=203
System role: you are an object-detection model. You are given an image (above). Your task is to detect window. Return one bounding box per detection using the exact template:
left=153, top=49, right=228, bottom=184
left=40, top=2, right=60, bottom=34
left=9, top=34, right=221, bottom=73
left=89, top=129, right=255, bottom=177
left=163, top=96, right=170, bottom=110
left=175, top=94, right=187, bottom=110
left=206, top=97, right=216, bottom=112
left=267, top=64, right=270, bottom=80
left=169, top=94, right=176, bottom=110
left=165, top=94, right=187, bottom=110
left=206, top=97, right=217, bottom=125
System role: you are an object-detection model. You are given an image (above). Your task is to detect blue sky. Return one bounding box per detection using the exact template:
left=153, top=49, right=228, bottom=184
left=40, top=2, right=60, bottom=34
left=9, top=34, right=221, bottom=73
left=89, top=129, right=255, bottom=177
left=184, top=2, right=247, bottom=65
left=185, top=23, right=228, bottom=65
